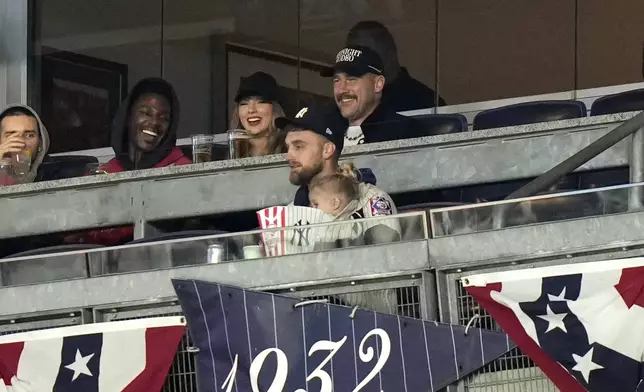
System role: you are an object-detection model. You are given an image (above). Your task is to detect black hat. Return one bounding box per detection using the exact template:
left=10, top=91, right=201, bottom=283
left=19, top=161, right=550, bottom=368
left=321, top=46, right=384, bottom=78
left=275, top=106, right=348, bottom=154
left=235, top=72, right=279, bottom=103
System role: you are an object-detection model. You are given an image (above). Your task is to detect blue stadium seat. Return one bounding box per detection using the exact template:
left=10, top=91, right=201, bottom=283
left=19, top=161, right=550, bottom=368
left=590, top=88, right=644, bottom=116
left=409, top=113, right=468, bottom=136
left=473, top=100, right=587, bottom=130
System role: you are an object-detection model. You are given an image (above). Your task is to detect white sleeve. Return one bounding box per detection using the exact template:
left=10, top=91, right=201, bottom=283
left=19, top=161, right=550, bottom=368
left=360, top=187, right=401, bottom=236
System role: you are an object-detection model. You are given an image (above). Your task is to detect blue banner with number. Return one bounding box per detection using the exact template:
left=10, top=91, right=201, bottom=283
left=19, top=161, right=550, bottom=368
left=173, top=279, right=514, bottom=392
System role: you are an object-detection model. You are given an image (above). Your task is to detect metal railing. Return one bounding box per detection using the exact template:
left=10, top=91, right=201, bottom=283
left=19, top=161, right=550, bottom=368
left=5, top=186, right=644, bottom=390
left=0, top=112, right=638, bottom=241
left=493, top=110, right=644, bottom=228
left=5, top=181, right=644, bottom=390
left=508, top=110, right=644, bottom=200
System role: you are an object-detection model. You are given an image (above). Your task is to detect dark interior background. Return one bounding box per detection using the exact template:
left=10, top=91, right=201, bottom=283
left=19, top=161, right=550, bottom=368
left=28, top=0, right=644, bottom=152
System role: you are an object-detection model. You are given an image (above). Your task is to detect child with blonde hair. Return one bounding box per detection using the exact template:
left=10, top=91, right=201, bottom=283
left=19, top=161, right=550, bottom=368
left=308, top=162, right=361, bottom=218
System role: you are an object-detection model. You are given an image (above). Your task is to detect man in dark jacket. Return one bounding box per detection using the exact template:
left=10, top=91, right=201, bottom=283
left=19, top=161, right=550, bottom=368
left=100, top=77, right=190, bottom=172
left=326, top=46, right=419, bottom=145
left=346, top=20, right=446, bottom=111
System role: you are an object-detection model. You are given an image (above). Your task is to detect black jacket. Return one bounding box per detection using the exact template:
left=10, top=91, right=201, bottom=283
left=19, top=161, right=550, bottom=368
left=359, top=102, right=422, bottom=143
left=381, top=67, right=446, bottom=112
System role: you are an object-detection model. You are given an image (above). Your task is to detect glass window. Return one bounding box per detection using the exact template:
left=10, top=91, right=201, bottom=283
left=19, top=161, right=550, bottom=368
left=299, top=0, right=439, bottom=110
left=30, top=0, right=641, bottom=153
left=438, top=0, right=576, bottom=104
left=31, top=0, right=162, bottom=153
left=576, top=0, right=644, bottom=89
left=163, top=0, right=300, bottom=138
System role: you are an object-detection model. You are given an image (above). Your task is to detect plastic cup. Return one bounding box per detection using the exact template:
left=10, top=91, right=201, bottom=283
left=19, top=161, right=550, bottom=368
left=192, top=134, right=216, bottom=163
left=227, top=129, right=252, bottom=159
left=11, top=151, right=31, bottom=176
left=242, top=245, right=263, bottom=260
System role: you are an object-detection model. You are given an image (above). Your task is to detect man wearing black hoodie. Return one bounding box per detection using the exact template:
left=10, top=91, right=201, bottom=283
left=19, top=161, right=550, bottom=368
left=65, top=78, right=190, bottom=247
left=100, top=77, right=190, bottom=172
left=327, top=46, right=419, bottom=146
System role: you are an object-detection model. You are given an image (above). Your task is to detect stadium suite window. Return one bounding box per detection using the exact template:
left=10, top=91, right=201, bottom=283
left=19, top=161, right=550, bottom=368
left=28, top=0, right=643, bottom=153
left=29, top=0, right=163, bottom=154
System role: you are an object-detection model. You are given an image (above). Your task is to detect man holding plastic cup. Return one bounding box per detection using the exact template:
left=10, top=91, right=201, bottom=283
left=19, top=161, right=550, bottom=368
left=0, top=105, right=50, bottom=186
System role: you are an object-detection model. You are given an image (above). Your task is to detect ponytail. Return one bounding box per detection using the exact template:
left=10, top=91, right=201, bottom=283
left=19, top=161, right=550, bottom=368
left=339, top=162, right=358, bottom=180
left=309, top=162, right=360, bottom=201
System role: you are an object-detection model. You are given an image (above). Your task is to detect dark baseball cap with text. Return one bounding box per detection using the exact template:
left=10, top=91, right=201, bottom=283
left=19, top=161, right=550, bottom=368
left=321, top=46, right=384, bottom=78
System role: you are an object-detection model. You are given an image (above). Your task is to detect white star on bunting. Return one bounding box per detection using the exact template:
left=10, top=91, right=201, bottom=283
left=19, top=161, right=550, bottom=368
left=548, top=287, right=567, bottom=302
left=572, top=347, right=603, bottom=383
left=537, top=304, right=568, bottom=333
left=65, top=349, right=95, bottom=381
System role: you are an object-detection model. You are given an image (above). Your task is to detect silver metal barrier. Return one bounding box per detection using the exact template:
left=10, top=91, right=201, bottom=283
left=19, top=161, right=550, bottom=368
left=9, top=184, right=644, bottom=390
left=0, top=112, right=637, bottom=240
left=0, top=309, right=88, bottom=336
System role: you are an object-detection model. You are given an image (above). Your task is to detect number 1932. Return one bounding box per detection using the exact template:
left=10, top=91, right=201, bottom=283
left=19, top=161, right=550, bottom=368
left=221, top=328, right=391, bottom=392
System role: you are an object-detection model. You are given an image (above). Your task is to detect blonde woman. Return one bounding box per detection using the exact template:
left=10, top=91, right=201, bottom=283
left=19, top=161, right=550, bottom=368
left=230, top=72, right=286, bottom=157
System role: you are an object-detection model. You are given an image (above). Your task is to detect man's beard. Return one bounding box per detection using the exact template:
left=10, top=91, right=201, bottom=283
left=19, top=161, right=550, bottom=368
left=289, top=161, right=323, bottom=186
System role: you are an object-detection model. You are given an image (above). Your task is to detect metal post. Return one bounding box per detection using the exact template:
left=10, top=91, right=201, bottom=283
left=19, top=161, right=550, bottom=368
left=419, top=271, right=439, bottom=321
left=492, top=204, right=507, bottom=230
left=131, top=184, right=152, bottom=240
left=629, top=125, right=644, bottom=210
left=0, top=0, right=29, bottom=107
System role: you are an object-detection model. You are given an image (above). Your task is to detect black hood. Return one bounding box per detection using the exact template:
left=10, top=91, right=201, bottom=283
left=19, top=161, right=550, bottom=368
left=111, top=77, right=180, bottom=170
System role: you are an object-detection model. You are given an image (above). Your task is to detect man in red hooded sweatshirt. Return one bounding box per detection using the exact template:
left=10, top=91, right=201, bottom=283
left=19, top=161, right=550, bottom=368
left=101, top=77, right=190, bottom=172
left=66, top=78, right=191, bottom=246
